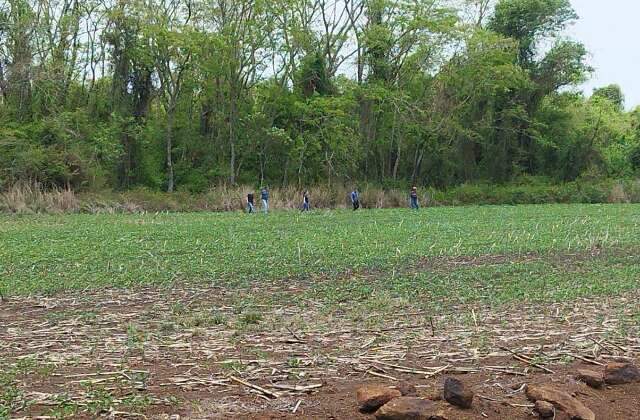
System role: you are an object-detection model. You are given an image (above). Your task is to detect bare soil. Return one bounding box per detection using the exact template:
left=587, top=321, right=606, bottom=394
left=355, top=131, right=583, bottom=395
left=2, top=283, right=639, bottom=419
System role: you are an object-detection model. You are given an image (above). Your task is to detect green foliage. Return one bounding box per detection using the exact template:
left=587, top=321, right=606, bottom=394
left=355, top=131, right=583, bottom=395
left=489, top=0, right=577, bottom=65
left=0, top=112, right=122, bottom=189
left=295, top=51, right=335, bottom=97
left=0, top=0, right=636, bottom=192
left=592, top=84, right=625, bottom=111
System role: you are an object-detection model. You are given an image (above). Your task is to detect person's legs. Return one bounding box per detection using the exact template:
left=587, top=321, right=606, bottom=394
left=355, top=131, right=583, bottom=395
left=411, top=197, right=418, bottom=209
left=262, top=199, right=268, bottom=213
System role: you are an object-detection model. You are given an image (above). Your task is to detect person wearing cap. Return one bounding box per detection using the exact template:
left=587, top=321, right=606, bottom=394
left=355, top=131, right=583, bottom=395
left=410, top=186, right=419, bottom=210
left=260, top=187, right=270, bottom=214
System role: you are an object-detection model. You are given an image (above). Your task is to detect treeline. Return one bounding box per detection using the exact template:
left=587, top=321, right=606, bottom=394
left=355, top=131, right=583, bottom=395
left=0, top=0, right=639, bottom=193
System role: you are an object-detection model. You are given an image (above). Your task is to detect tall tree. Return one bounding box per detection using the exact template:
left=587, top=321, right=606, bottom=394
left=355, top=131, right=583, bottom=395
left=146, top=0, right=195, bottom=192
left=1, top=0, right=34, bottom=121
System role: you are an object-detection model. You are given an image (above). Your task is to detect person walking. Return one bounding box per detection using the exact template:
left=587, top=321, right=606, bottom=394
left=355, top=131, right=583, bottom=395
left=351, top=188, right=360, bottom=211
left=302, top=190, right=310, bottom=212
left=247, top=191, right=255, bottom=213
left=260, top=187, right=270, bottom=214
left=410, top=186, right=419, bottom=210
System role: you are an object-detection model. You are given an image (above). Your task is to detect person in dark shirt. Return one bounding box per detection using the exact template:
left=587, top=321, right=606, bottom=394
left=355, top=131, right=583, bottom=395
left=260, top=187, right=269, bottom=214
left=351, top=188, right=360, bottom=211
left=410, top=186, right=419, bottom=210
left=302, top=190, right=310, bottom=211
left=247, top=192, right=255, bottom=213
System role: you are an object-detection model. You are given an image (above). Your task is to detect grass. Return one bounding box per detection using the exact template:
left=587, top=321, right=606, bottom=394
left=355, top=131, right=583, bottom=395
left=2, top=204, right=640, bottom=419
left=309, top=251, right=640, bottom=307
left=1, top=204, right=639, bottom=300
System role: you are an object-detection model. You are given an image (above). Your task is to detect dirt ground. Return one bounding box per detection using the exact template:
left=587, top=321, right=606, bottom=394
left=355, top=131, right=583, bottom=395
left=2, top=284, right=640, bottom=419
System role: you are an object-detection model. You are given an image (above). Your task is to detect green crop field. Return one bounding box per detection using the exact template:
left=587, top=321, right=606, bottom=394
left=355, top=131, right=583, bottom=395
left=2, top=204, right=640, bottom=303
left=3, top=204, right=640, bottom=419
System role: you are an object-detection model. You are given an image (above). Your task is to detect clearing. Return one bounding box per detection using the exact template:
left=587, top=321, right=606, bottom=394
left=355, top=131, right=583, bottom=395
left=1, top=205, right=640, bottom=419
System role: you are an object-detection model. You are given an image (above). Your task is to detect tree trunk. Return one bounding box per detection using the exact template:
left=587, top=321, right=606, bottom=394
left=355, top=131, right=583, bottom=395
left=412, top=145, right=425, bottom=184
left=392, top=139, right=401, bottom=181
left=166, top=107, right=175, bottom=192
left=359, top=97, right=377, bottom=178
left=229, top=93, right=237, bottom=185
left=391, top=108, right=400, bottom=180
left=282, top=156, right=289, bottom=186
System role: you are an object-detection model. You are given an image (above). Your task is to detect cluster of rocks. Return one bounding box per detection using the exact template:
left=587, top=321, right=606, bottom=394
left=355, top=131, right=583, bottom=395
left=529, top=361, right=640, bottom=420
left=355, top=362, right=640, bottom=419
left=356, top=377, right=474, bottom=419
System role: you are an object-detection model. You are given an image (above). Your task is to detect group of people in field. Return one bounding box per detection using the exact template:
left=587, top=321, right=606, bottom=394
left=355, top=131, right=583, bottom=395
left=246, top=186, right=422, bottom=213
left=245, top=187, right=270, bottom=214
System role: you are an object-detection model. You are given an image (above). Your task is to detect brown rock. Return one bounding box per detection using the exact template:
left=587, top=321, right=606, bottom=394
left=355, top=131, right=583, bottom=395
left=525, top=384, right=594, bottom=420
left=375, top=397, right=447, bottom=420
left=423, top=390, right=442, bottom=401
left=535, top=400, right=555, bottom=418
left=510, top=382, right=525, bottom=390
left=357, top=385, right=402, bottom=413
left=576, top=369, right=604, bottom=389
left=443, top=377, right=473, bottom=409
left=604, top=362, right=640, bottom=385
left=396, top=381, right=417, bottom=396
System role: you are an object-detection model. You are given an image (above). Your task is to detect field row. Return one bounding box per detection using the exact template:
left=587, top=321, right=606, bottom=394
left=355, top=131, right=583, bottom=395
left=2, top=204, right=639, bottom=296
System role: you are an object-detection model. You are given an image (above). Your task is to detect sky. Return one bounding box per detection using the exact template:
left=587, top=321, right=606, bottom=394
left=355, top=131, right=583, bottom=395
left=568, top=0, right=640, bottom=109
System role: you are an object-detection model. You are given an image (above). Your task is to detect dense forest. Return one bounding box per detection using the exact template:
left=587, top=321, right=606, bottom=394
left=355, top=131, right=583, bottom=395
left=0, top=0, right=638, bottom=193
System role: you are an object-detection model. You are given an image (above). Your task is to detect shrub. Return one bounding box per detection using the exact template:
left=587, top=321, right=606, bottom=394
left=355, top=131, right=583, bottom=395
left=3, top=179, right=640, bottom=214
left=0, top=183, right=79, bottom=214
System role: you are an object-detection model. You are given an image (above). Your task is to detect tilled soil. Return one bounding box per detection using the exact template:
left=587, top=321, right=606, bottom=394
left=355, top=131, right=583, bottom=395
left=2, top=285, right=639, bottom=419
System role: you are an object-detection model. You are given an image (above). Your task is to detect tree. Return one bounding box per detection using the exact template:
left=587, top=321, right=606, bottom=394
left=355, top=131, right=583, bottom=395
left=592, top=84, right=625, bottom=111
left=104, top=0, right=153, bottom=188
left=295, top=50, right=335, bottom=97
left=1, top=0, right=35, bottom=121
left=486, top=0, right=590, bottom=177
left=489, top=0, right=577, bottom=66
left=145, top=0, right=195, bottom=192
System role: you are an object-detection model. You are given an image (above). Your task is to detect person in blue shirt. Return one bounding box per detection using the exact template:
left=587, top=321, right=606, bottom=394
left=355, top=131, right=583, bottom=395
left=351, top=188, right=360, bottom=211
left=410, top=186, right=419, bottom=210
left=260, top=187, right=269, bottom=214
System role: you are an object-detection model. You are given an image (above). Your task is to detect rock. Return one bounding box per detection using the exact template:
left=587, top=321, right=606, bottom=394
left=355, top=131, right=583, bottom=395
left=375, top=397, right=447, bottom=420
left=357, top=385, right=402, bottom=413
left=525, top=384, right=594, bottom=420
left=510, top=382, right=525, bottom=390
left=535, top=400, right=555, bottom=418
left=604, top=362, right=640, bottom=385
left=396, top=381, right=417, bottom=396
left=576, top=369, right=604, bottom=389
left=443, top=377, right=474, bottom=409
left=423, top=390, right=442, bottom=401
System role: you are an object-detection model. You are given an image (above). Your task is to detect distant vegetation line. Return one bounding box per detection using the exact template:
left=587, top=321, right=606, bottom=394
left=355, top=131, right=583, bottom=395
left=2, top=179, right=640, bottom=214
